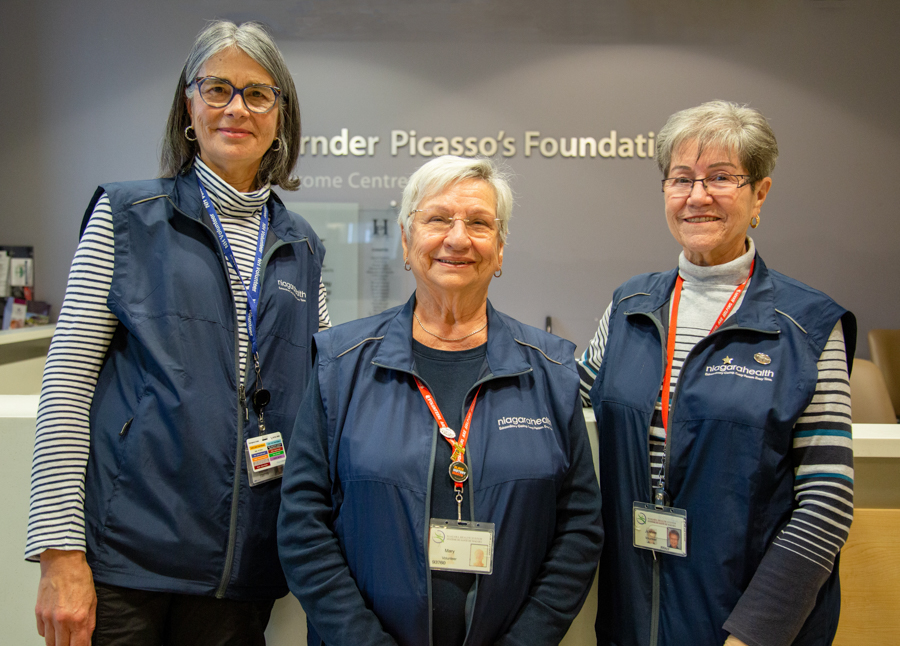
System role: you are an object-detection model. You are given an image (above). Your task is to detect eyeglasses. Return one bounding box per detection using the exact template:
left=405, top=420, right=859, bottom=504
left=190, top=76, right=281, bottom=114
left=661, top=172, right=752, bottom=196
left=410, top=209, right=499, bottom=239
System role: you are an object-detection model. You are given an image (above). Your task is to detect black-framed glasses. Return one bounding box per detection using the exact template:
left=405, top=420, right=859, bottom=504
left=190, top=76, right=281, bottom=114
left=410, top=209, right=499, bottom=239
left=661, top=172, right=752, bottom=196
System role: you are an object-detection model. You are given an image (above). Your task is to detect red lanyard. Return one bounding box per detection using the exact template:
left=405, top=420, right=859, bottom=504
left=415, top=378, right=482, bottom=491
left=660, top=259, right=754, bottom=433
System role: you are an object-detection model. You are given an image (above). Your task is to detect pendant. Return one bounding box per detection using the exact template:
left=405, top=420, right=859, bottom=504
left=449, top=461, right=469, bottom=483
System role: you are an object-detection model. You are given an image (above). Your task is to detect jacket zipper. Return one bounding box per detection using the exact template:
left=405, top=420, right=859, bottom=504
left=425, top=412, right=438, bottom=646
left=371, top=362, right=533, bottom=646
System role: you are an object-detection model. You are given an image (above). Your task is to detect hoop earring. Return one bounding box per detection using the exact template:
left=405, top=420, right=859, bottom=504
left=404, top=260, right=411, bottom=271
left=494, top=268, right=503, bottom=278
left=270, top=137, right=282, bottom=152
left=184, top=125, right=197, bottom=142
left=750, top=214, right=760, bottom=229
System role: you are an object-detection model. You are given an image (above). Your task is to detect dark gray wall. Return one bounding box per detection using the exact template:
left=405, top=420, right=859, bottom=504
left=2, top=1, right=898, bottom=357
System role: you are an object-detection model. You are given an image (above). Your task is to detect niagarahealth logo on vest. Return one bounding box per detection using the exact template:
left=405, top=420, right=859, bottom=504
left=497, top=415, right=553, bottom=431
left=277, top=280, right=307, bottom=302
left=704, top=353, right=775, bottom=382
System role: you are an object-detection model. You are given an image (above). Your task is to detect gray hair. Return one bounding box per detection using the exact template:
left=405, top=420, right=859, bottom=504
left=160, top=20, right=301, bottom=190
left=655, top=100, right=778, bottom=184
left=397, top=156, right=513, bottom=244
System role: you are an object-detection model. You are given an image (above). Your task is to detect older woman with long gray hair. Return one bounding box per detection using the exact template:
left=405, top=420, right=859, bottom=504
left=27, top=20, right=328, bottom=645
left=579, top=101, right=855, bottom=646
left=278, top=155, right=603, bottom=646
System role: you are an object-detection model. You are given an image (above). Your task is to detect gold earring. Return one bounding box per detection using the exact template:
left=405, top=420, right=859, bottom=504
left=750, top=214, right=760, bottom=229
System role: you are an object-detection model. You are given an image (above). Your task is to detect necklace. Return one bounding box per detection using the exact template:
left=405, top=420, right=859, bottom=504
left=414, top=309, right=487, bottom=342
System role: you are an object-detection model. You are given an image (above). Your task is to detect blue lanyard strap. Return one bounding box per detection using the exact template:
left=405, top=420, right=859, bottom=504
left=197, top=180, right=269, bottom=359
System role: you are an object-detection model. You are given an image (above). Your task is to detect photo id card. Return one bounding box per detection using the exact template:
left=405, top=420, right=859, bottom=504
left=245, top=432, right=286, bottom=486
left=633, top=502, right=687, bottom=557
left=429, top=519, right=495, bottom=575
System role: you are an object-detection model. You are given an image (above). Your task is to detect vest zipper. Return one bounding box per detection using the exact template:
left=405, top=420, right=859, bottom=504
left=168, top=196, right=314, bottom=598
left=217, top=237, right=295, bottom=598
left=625, top=312, right=778, bottom=646
left=624, top=309, right=666, bottom=646
left=165, top=199, right=243, bottom=598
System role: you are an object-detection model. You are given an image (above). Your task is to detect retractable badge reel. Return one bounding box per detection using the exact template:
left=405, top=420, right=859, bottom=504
left=245, top=358, right=284, bottom=486
left=198, top=179, right=283, bottom=486
left=415, top=379, right=496, bottom=575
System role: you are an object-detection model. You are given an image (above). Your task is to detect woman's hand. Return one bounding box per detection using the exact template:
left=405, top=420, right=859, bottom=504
left=35, top=549, right=97, bottom=646
left=724, top=636, right=749, bottom=646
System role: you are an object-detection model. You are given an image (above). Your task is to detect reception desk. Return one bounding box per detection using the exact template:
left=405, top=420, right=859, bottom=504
left=2, top=396, right=897, bottom=644
left=0, top=325, right=53, bottom=395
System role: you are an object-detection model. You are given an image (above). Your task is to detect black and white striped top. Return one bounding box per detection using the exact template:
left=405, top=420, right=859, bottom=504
left=26, top=159, right=330, bottom=560
left=577, top=239, right=853, bottom=641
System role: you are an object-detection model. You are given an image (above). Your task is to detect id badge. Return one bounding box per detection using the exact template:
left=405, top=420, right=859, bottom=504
left=429, top=519, right=495, bottom=575
left=245, top=432, right=286, bottom=486
left=633, top=502, right=687, bottom=557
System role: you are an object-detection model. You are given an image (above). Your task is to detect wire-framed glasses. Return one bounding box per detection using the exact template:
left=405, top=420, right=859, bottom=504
left=661, top=172, right=752, bottom=196
left=410, top=209, right=499, bottom=239
left=190, top=76, right=281, bottom=114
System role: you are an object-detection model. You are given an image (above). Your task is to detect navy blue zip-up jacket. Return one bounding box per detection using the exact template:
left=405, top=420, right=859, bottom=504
left=82, top=171, right=324, bottom=600
left=278, top=295, right=603, bottom=646
left=591, top=254, right=855, bottom=646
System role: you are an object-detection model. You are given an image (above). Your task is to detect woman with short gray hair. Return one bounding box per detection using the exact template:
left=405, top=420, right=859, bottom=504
left=279, top=155, right=602, bottom=646
left=580, top=100, right=855, bottom=646
left=28, top=20, right=327, bottom=645
left=397, top=155, right=514, bottom=244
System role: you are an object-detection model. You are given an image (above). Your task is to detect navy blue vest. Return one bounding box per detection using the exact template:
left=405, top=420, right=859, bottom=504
left=83, top=171, right=324, bottom=600
left=592, top=255, right=855, bottom=645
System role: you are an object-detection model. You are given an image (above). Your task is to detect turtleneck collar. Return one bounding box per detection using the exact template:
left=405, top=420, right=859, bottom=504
left=678, top=237, right=756, bottom=286
left=193, top=157, right=270, bottom=218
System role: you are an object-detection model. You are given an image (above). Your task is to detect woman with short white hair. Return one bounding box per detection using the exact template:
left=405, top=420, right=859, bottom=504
left=279, top=155, right=603, bottom=646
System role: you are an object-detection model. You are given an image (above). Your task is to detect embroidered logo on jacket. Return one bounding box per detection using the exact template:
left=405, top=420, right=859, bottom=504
left=277, top=280, right=307, bottom=302
left=497, top=416, right=553, bottom=431
left=704, top=355, right=774, bottom=382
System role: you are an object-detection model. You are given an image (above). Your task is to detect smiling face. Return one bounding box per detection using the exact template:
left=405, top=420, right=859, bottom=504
left=186, top=47, right=279, bottom=191
left=401, top=178, right=503, bottom=304
left=664, top=141, right=771, bottom=266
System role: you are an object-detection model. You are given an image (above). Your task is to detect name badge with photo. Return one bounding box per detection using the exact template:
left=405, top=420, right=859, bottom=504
left=429, top=519, right=495, bottom=575
left=633, top=502, right=687, bottom=557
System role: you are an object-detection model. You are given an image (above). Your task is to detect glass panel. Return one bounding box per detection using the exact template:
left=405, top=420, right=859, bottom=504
left=285, top=203, right=409, bottom=325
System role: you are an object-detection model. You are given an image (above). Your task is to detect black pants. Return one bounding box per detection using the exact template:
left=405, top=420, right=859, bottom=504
left=92, top=583, right=276, bottom=646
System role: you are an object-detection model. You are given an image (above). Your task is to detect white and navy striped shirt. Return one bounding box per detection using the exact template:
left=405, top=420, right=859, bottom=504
left=26, top=159, right=330, bottom=560
left=577, top=239, right=853, bottom=639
